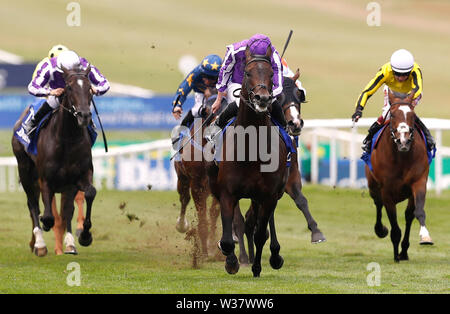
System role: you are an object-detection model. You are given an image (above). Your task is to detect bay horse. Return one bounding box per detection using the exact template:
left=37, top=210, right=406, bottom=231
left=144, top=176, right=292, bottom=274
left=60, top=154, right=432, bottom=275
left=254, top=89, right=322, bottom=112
left=174, top=93, right=225, bottom=258
left=208, top=46, right=289, bottom=277
left=244, top=73, right=326, bottom=262
left=366, top=90, right=433, bottom=262
left=12, top=66, right=96, bottom=256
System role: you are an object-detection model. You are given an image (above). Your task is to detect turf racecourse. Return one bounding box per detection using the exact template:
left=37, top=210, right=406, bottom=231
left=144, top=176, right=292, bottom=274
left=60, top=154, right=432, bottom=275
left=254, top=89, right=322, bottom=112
left=0, top=186, right=448, bottom=294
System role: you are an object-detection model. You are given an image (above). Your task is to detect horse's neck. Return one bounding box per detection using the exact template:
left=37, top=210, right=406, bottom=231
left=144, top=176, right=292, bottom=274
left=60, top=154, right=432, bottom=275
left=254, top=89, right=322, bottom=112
left=53, top=108, right=84, bottom=143
left=236, top=97, right=269, bottom=127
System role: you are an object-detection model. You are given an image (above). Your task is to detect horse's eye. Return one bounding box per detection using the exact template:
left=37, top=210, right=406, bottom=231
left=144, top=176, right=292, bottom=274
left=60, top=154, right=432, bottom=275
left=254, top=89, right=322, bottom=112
left=245, top=72, right=250, bottom=78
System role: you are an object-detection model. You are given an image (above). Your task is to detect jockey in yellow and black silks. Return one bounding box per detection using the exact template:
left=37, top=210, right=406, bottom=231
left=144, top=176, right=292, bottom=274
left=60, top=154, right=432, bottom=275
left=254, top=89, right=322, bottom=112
left=352, top=49, right=435, bottom=153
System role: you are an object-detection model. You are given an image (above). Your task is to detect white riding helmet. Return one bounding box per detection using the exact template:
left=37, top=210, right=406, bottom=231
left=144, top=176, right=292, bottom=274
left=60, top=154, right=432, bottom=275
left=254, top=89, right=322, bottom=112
left=56, top=50, right=81, bottom=72
left=390, top=49, right=414, bottom=73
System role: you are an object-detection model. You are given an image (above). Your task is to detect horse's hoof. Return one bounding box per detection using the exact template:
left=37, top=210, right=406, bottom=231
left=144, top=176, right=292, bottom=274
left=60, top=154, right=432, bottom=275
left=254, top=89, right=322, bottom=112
left=176, top=217, right=189, bottom=233
left=398, top=252, right=409, bottom=261
left=420, top=236, right=434, bottom=245
left=375, top=225, right=389, bottom=238
left=269, top=255, right=284, bottom=270
left=33, top=246, right=48, bottom=257
left=40, top=216, right=55, bottom=232
left=64, top=246, right=78, bottom=255
left=225, top=255, right=239, bottom=275
left=252, top=264, right=261, bottom=277
left=311, top=232, right=326, bottom=244
left=79, top=231, right=93, bottom=247
left=239, top=255, right=249, bottom=265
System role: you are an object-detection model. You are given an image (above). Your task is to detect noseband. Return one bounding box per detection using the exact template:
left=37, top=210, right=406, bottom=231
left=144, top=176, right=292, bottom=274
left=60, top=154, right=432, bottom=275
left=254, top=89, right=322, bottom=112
left=243, top=56, right=273, bottom=110
left=61, top=73, right=92, bottom=118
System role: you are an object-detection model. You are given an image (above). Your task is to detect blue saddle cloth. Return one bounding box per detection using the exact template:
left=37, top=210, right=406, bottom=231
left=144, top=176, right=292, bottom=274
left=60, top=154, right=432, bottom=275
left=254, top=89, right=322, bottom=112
left=361, top=124, right=436, bottom=172
left=14, top=99, right=97, bottom=156
left=214, top=117, right=297, bottom=167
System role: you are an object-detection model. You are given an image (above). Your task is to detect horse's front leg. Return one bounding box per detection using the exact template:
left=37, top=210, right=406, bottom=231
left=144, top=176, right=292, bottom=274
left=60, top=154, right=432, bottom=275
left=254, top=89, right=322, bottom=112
left=79, top=183, right=96, bottom=247
left=39, top=181, right=55, bottom=232
left=382, top=193, right=401, bottom=262
left=268, top=212, right=284, bottom=270
left=252, top=199, right=276, bottom=277
left=218, top=193, right=239, bottom=274
left=61, top=188, right=78, bottom=254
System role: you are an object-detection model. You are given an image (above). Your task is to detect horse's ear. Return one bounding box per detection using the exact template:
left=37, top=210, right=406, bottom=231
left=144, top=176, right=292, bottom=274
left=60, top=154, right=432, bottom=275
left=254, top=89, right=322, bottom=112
left=61, top=65, right=71, bottom=80
left=293, top=68, right=300, bottom=81
left=245, top=45, right=252, bottom=62
left=265, top=45, right=272, bottom=59
left=388, top=89, right=395, bottom=104
left=83, top=64, right=91, bottom=76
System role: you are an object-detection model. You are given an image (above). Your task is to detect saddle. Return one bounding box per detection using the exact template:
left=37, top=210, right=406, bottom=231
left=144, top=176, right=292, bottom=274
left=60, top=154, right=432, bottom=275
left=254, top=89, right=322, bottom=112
left=14, top=99, right=97, bottom=156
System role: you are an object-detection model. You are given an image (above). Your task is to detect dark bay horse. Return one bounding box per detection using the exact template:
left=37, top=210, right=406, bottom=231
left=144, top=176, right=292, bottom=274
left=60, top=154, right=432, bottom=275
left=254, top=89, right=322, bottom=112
left=366, top=90, right=433, bottom=262
left=208, top=46, right=289, bottom=277
left=174, top=93, right=225, bottom=257
left=12, top=66, right=96, bottom=256
left=244, top=73, right=326, bottom=263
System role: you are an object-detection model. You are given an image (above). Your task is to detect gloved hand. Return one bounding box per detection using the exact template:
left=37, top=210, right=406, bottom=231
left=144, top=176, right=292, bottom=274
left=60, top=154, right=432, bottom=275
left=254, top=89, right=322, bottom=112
left=352, top=105, right=364, bottom=122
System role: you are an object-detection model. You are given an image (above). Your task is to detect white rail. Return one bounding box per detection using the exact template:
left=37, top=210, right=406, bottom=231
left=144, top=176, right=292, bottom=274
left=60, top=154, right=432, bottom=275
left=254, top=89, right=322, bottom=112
left=1, top=118, right=449, bottom=194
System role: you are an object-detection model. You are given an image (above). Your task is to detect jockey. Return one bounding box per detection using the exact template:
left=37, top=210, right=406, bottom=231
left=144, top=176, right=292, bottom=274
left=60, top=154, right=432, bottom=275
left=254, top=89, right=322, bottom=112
left=32, top=44, right=69, bottom=79
left=25, top=50, right=110, bottom=135
left=172, top=54, right=222, bottom=127
left=281, top=58, right=306, bottom=103
left=352, top=49, right=435, bottom=153
left=210, top=33, right=286, bottom=133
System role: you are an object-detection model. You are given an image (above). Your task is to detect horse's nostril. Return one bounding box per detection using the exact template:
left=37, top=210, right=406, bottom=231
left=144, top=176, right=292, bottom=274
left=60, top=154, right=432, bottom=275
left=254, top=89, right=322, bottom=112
left=254, top=94, right=261, bottom=101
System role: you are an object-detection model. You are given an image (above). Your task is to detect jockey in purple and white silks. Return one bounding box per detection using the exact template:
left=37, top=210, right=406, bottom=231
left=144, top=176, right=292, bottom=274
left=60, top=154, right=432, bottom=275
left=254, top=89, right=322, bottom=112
left=24, top=50, right=110, bottom=135
left=210, top=34, right=287, bottom=133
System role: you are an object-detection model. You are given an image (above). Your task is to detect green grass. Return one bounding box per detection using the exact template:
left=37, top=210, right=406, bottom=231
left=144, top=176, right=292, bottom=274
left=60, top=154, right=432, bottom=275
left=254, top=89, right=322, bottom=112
left=1, top=0, right=450, bottom=120
left=0, top=186, right=448, bottom=293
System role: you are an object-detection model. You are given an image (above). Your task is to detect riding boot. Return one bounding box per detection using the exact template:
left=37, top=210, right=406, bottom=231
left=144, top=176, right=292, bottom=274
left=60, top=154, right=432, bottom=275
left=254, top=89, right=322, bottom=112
left=171, top=110, right=194, bottom=148
left=270, top=99, right=288, bottom=129
left=216, top=101, right=239, bottom=129
left=180, top=110, right=194, bottom=128
left=23, top=101, right=53, bottom=136
left=362, top=121, right=383, bottom=153
left=415, top=116, right=436, bottom=151
left=205, top=101, right=238, bottom=143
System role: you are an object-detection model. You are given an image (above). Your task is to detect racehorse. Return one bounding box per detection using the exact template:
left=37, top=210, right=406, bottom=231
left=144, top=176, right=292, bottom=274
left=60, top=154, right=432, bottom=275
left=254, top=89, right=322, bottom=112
left=174, top=93, right=225, bottom=257
left=12, top=66, right=97, bottom=256
left=52, top=191, right=85, bottom=255
left=208, top=46, right=289, bottom=277
left=244, top=73, right=326, bottom=262
left=366, top=89, right=433, bottom=262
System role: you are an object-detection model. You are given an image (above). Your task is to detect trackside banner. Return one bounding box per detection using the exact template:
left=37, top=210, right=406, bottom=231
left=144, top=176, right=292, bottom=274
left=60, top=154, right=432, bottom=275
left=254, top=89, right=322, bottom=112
left=0, top=95, right=194, bottom=129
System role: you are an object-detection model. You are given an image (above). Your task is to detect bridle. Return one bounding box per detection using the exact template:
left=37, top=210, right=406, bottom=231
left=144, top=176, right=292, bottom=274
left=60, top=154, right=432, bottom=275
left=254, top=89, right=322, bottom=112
left=61, top=72, right=92, bottom=118
left=242, top=55, right=273, bottom=111
left=388, top=101, right=415, bottom=142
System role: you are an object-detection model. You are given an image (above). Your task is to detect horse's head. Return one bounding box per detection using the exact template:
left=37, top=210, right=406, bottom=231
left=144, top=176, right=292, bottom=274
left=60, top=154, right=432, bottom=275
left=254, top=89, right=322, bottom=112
left=279, top=70, right=304, bottom=136
left=242, top=45, right=274, bottom=114
left=388, top=90, right=416, bottom=152
left=61, top=65, right=93, bottom=127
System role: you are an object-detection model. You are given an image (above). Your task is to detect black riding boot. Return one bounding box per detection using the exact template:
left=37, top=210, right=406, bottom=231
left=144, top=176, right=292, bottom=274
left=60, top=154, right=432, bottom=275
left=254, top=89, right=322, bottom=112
left=215, top=101, right=239, bottom=129
left=180, top=110, right=194, bottom=128
left=415, top=116, right=436, bottom=151
left=171, top=110, right=194, bottom=148
left=270, top=99, right=287, bottom=129
left=23, top=101, right=53, bottom=136
left=362, top=122, right=384, bottom=153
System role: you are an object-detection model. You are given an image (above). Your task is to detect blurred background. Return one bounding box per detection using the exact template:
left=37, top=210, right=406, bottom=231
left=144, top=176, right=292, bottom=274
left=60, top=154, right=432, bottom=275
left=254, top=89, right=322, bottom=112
left=1, top=0, right=449, bottom=191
